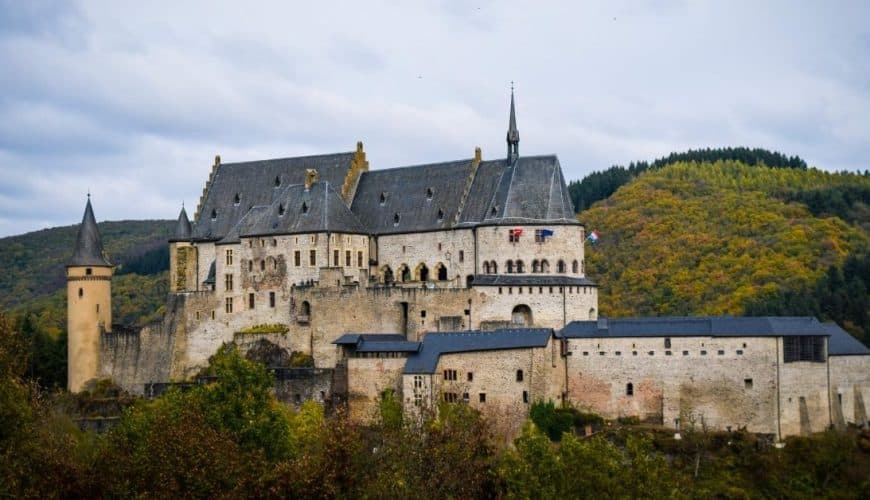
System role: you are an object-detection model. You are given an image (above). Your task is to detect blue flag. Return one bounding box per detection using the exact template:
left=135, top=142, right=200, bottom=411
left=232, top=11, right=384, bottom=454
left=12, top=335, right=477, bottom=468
left=541, top=229, right=554, bottom=238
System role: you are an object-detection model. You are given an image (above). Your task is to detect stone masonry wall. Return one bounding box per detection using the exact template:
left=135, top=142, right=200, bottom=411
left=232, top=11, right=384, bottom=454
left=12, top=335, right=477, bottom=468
left=829, top=355, right=870, bottom=428
left=346, top=356, right=407, bottom=422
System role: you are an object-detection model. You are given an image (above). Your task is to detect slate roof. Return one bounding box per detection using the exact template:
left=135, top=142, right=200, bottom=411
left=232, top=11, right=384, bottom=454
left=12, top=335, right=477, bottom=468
left=350, top=159, right=474, bottom=234
left=192, top=152, right=355, bottom=241
left=68, top=198, right=112, bottom=267
left=203, top=260, right=216, bottom=285
left=333, top=334, right=421, bottom=352
left=403, top=328, right=552, bottom=374
left=458, top=156, right=577, bottom=225
left=472, top=275, right=597, bottom=287
left=824, top=323, right=870, bottom=356
left=561, top=316, right=834, bottom=339
left=239, top=182, right=367, bottom=238
left=171, top=206, right=192, bottom=242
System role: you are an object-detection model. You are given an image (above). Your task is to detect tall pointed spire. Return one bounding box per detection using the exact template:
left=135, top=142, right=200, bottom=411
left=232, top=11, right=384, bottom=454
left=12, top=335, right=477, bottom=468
left=172, top=205, right=192, bottom=241
left=68, top=196, right=112, bottom=267
left=506, top=83, right=520, bottom=161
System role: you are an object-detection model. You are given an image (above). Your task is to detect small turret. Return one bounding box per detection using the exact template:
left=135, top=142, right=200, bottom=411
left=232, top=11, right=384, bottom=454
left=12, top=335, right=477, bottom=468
left=67, top=196, right=113, bottom=392
left=172, top=205, right=192, bottom=242
left=506, top=86, right=520, bottom=162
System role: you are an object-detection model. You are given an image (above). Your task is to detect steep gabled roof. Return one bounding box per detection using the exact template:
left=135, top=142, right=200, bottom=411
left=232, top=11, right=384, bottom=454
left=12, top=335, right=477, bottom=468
left=351, top=159, right=474, bottom=234
left=403, top=328, right=552, bottom=374
left=68, top=198, right=112, bottom=267
left=193, top=152, right=355, bottom=241
left=561, top=316, right=833, bottom=339
left=240, top=182, right=367, bottom=237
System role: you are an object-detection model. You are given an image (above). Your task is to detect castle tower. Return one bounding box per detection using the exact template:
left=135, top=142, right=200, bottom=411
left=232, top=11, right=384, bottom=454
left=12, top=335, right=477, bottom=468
left=506, top=86, right=520, bottom=162
left=66, top=196, right=113, bottom=392
left=169, top=205, right=197, bottom=292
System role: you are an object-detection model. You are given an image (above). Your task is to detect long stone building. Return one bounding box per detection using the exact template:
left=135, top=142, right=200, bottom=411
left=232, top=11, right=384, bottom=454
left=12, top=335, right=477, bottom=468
left=66, top=92, right=869, bottom=441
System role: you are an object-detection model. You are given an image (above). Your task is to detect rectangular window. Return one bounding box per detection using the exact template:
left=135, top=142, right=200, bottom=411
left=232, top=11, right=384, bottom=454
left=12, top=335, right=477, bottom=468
left=414, top=395, right=422, bottom=407
left=225, top=297, right=233, bottom=314
left=479, top=393, right=486, bottom=403
left=463, top=392, right=469, bottom=402
left=783, top=336, right=825, bottom=363
left=309, top=250, right=316, bottom=266
left=414, top=375, right=423, bottom=389
left=508, top=229, right=522, bottom=243
left=345, top=250, right=351, bottom=267
left=443, top=369, right=457, bottom=381
left=744, top=378, right=753, bottom=389
left=211, top=310, right=215, bottom=320
left=333, top=250, right=339, bottom=266
left=523, top=391, right=529, bottom=403
left=459, top=250, right=464, bottom=262
left=248, top=293, right=254, bottom=309
left=467, top=372, right=473, bottom=382
left=225, top=249, right=233, bottom=265
left=443, top=392, right=458, bottom=403
left=357, top=251, right=364, bottom=268
left=294, top=251, right=301, bottom=267
left=225, top=274, right=233, bottom=291
left=664, top=337, right=671, bottom=349
left=269, top=292, right=275, bottom=308
left=516, top=369, right=524, bottom=382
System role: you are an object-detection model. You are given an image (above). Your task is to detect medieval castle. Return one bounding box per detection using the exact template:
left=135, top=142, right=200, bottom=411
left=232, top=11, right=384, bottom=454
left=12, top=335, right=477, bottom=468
left=66, top=92, right=869, bottom=441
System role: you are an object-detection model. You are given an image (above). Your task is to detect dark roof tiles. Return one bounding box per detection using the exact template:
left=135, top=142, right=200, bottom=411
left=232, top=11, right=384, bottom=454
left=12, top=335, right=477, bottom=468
left=403, top=328, right=552, bottom=374
left=171, top=206, right=192, bottom=242
left=68, top=198, right=112, bottom=267
left=561, top=316, right=836, bottom=339
left=825, top=323, right=870, bottom=356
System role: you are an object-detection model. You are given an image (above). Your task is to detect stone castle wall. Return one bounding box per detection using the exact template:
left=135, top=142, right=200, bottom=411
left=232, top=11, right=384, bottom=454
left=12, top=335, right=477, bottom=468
left=829, top=355, right=870, bottom=428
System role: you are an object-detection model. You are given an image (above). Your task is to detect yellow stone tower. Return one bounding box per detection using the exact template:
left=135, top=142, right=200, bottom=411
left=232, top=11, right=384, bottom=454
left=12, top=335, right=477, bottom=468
left=66, top=196, right=113, bottom=392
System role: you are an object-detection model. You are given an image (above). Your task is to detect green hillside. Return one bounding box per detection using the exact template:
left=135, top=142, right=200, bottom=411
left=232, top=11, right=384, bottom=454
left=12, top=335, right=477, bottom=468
left=581, top=160, right=870, bottom=343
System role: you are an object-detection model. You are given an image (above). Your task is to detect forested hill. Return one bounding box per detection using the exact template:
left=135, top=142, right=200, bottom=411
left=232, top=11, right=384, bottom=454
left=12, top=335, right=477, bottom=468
left=580, top=160, right=870, bottom=345
left=568, top=147, right=813, bottom=212
left=0, top=220, right=173, bottom=330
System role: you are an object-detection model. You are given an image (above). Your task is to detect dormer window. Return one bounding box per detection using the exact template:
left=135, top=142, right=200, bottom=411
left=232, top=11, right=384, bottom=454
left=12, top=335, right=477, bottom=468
left=274, top=176, right=281, bottom=187
left=437, top=209, right=444, bottom=222
left=379, top=193, right=387, bottom=205
left=426, top=187, right=434, bottom=200
left=278, top=204, right=285, bottom=216
left=490, top=206, right=498, bottom=216
left=211, top=209, right=217, bottom=221
left=302, top=202, right=309, bottom=214
left=393, top=213, right=400, bottom=226
left=233, top=193, right=240, bottom=205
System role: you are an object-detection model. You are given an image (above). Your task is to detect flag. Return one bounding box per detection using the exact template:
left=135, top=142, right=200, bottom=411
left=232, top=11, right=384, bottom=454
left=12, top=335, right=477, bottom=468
left=512, top=228, right=524, bottom=236
left=586, top=230, right=600, bottom=244
left=541, top=229, right=554, bottom=238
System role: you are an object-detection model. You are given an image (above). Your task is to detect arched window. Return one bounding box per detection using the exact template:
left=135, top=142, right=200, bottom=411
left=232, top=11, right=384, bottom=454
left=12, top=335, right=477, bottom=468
left=511, top=304, right=533, bottom=326
left=416, top=263, right=429, bottom=282
left=506, top=260, right=514, bottom=273
left=516, top=369, right=524, bottom=382
left=626, top=383, right=634, bottom=396
left=300, top=301, right=311, bottom=321
left=436, top=263, right=447, bottom=281
left=275, top=175, right=281, bottom=187
left=399, top=265, right=411, bottom=282
left=278, top=204, right=285, bottom=216
left=540, top=259, right=550, bottom=273
left=490, top=261, right=498, bottom=274
left=516, top=260, right=524, bottom=273
left=260, top=259, right=266, bottom=271
left=572, top=260, right=579, bottom=273
left=483, top=261, right=490, bottom=274
left=532, top=260, right=540, bottom=273
left=234, top=193, right=240, bottom=205
left=381, top=265, right=394, bottom=284
left=557, top=260, right=566, bottom=273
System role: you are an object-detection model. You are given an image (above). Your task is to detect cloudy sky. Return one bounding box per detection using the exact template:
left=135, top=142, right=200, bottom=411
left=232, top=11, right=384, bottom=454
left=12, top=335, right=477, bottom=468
left=1, top=1, right=868, bottom=237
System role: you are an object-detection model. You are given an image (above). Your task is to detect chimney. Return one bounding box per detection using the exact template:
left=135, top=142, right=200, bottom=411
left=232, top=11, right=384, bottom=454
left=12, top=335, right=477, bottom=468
left=474, top=146, right=482, bottom=163
left=304, top=169, right=319, bottom=191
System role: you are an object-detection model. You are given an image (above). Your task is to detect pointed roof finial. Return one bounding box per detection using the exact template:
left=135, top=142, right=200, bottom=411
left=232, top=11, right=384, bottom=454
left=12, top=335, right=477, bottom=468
left=68, top=196, right=112, bottom=267
left=506, top=84, right=520, bottom=161
left=172, top=204, right=192, bottom=241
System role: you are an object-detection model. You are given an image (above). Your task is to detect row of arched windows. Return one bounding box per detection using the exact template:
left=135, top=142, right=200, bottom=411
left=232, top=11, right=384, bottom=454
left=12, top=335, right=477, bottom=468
left=483, top=259, right=582, bottom=274
left=380, top=262, right=450, bottom=283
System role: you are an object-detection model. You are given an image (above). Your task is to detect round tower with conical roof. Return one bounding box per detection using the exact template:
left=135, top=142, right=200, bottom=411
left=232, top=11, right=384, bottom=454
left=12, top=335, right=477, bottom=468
left=169, top=205, right=197, bottom=292
left=66, top=196, right=113, bottom=392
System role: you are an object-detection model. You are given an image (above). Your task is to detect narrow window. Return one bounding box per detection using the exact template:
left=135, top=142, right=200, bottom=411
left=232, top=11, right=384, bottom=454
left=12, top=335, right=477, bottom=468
left=333, top=250, right=339, bottom=266
left=301, top=202, right=308, bottom=214
left=78, top=288, right=83, bottom=298
left=248, top=293, right=255, bottom=309
left=272, top=239, right=277, bottom=247
left=664, top=338, right=671, bottom=349
left=744, top=378, right=753, bottom=389
left=269, top=292, right=275, bottom=308
left=479, top=393, right=486, bottom=403
left=309, top=250, right=316, bottom=266
left=225, top=297, right=233, bottom=314
left=379, top=192, right=386, bottom=205
left=626, top=383, right=634, bottom=396
left=467, top=372, right=473, bottom=382
left=225, top=274, right=233, bottom=291
left=437, top=209, right=444, bottom=221
left=211, top=310, right=215, bottom=320
left=233, top=193, right=240, bottom=205
left=523, top=391, right=529, bottom=404
left=275, top=175, right=281, bottom=187
left=345, top=250, right=351, bottom=267
left=96, top=304, right=99, bottom=313
left=278, top=204, right=285, bottom=216
left=358, top=251, right=363, bottom=268
left=260, top=260, right=265, bottom=271
left=393, top=213, right=400, bottom=225
left=498, top=287, right=502, bottom=294
left=516, top=369, right=524, bottom=382
left=85, top=268, right=92, bottom=275
left=294, top=251, right=301, bottom=267
left=463, top=393, right=469, bottom=402
left=211, top=209, right=217, bottom=220
left=248, top=260, right=253, bottom=272
left=226, top=249, right=233, bottom=265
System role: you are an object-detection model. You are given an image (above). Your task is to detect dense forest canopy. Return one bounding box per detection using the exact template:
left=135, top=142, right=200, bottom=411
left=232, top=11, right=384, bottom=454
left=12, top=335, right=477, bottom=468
left=568, top=147, right=814, bottom=212
left=581, top=160, right=870, bottom=344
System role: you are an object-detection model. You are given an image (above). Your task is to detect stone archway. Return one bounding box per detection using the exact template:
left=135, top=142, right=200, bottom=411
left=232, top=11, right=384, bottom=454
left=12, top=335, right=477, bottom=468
left=511, top=304, right=533, bottom=327
left=416, top=262, right=430, bottom=282
left=436, top=262, right=448, bottom=281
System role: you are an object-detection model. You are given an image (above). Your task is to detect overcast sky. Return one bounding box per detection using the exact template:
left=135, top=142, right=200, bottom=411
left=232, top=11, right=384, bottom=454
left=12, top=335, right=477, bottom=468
left=1, top=1, right=868, bottom=237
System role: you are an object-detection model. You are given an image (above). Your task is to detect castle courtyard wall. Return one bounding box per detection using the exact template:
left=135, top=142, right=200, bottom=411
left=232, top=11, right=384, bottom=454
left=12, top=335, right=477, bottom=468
left=828, top=355, right=870, bottom=428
